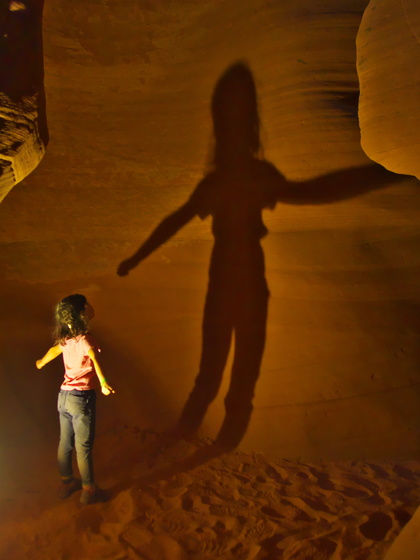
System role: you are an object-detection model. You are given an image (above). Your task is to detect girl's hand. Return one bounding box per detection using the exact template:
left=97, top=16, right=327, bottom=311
left=101, top=382, right=115, bottom=396
left=36, top=360, right=43, bottom=369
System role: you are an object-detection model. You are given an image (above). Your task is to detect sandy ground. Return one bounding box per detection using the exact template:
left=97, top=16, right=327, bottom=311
left=1, top=428, right=419, bottom=560
left=2, top=0, right=420, bottom=460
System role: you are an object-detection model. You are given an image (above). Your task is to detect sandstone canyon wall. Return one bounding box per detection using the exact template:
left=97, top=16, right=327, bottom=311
left=0, top=0, right=419, bottom=462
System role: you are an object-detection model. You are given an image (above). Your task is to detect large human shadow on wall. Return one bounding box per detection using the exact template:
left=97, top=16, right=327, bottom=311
left=118, top=62, right=403, bottom=451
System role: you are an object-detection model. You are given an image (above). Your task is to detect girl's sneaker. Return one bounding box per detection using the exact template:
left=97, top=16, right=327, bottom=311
left=80, top=485, right=108, bottom=505
left=58, top=478, right=81, bottom=499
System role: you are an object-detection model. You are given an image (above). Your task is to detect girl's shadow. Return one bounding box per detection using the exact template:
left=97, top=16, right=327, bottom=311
left=118, top=62, right=403, bottom=454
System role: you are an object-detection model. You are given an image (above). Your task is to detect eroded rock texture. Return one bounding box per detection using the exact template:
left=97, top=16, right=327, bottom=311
left=357, top=0, right=420, bottom=178
left=0, top=0, right=47, bottom=202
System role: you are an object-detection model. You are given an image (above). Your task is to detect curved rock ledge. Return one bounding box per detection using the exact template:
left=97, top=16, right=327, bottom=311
left=0, top=92, right=46, bottom=202
left=0, top=0, right=47, bottom=203
left=357, top=0, right=420, bottom=178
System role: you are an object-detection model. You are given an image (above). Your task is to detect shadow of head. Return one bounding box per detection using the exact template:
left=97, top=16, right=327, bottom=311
left=212, top=62, right=261, bottom=165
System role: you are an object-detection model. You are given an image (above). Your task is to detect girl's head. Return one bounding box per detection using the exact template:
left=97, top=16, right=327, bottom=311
left=54, top=294, right=93, bottom=343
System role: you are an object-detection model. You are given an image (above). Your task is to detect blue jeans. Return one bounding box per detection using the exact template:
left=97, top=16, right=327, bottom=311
left=57, top=389, right=96, bottom=487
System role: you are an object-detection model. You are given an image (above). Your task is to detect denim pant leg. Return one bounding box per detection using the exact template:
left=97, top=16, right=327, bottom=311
left=57, top=391, right=75, bottom=479
left=70, top=391, right=96, bottom=487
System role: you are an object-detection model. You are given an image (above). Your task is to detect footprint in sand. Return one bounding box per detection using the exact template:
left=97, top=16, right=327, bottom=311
left=342, top=487, right=371, bottom=499
left=392, top=507, right=412, bottom=528
left=343, top=474, right=389, bottom=506
left=359, top=512, right=393, bottom=541
left=239, top=516, right=278, bottom=540
left=309, top=467, right=336, bottom=491
left=300, top=496, right=334, bottom=515
left=393, top=464, right=418, bottom=481
left=261, top=501, right=313, bottom=523
left=264, top=462, right=291, bottom=484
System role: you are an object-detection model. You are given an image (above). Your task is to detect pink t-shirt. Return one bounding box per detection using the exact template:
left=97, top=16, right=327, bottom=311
left=60, top=334, right=99, bottom=391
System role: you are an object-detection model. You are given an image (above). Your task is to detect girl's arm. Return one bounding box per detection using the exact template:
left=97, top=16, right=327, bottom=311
left=87, top=347, right=115, bottom=396
left=36, top=345, right=63, bottom=369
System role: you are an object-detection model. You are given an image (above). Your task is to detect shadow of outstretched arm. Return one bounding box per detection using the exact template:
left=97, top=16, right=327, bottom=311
left=276, top=164, right=406, bottom=206
left=117, top=200, right=197, bottom=276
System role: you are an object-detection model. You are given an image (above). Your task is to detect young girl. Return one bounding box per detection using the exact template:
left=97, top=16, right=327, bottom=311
left=36, top=294, right=115, bottom=505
